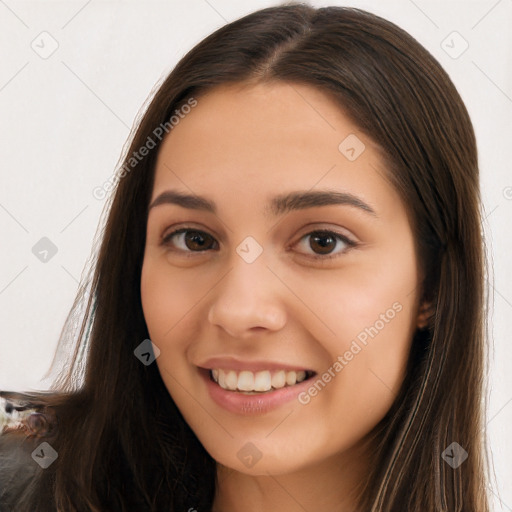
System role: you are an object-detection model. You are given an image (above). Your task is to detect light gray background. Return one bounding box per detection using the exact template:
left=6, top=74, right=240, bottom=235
left=0, top=0, right=510, bottom=509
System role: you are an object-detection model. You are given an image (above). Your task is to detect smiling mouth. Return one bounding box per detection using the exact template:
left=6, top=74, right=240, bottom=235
left=208, top=368, right=317, bottom=394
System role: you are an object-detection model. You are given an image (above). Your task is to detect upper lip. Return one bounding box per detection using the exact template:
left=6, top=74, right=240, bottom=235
left=198, top=356, right=315, bottom=373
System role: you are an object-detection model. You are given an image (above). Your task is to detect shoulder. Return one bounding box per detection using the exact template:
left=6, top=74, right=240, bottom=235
left=0, top=393, right=59, bottom=511
left=0, top=429, right=42, bottom=482
left=0, top=432, right=47, bottom=511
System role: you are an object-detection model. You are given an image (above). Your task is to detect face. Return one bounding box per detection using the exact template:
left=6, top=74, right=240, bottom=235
left=141, top=81, right=426, bottom=476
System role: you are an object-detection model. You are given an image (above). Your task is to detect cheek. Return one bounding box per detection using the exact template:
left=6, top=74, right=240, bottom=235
left=140, top=257, right=215, bottom=394
left=140, top=261, right=174, bottom=340
left=140, top=260, right=197, bottom=396
left=296, top=265, right=417, bottom=352
left=299, top=298, right=414, bottom=448
left=297, top=247, right=417, bottom=411
left=140, top=257, right=202, bottom=341
left=323, top=238, right=418, bottom=345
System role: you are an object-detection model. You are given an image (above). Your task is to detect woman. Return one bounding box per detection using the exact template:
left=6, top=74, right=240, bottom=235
left=0, top=3, right=491, bottom=511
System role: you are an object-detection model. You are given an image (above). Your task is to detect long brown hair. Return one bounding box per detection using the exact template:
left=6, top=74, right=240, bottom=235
left=1, top=3, right=491, bottom=510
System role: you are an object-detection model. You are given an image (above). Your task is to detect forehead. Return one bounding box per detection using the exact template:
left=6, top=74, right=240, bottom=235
left=151, top=81, right=404, bottom=223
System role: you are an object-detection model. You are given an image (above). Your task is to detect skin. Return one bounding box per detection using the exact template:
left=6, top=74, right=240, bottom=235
left=140, top=81, right=430, bottom=512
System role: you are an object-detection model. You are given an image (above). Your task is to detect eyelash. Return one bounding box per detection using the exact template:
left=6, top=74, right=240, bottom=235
left=160, top=226, right=358, bottom=261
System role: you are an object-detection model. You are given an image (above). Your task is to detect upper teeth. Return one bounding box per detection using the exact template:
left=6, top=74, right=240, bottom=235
left=211, top=369, right=308, bottom=392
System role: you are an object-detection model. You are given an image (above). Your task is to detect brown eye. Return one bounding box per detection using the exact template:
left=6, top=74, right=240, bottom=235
left=162, top=228, right=218, bottom=252
left=309, top=232, right=338, bottom=254
left=295, top=230, right=356, bottom=259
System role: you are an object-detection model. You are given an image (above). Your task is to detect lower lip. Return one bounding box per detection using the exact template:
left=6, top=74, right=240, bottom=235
left=199, top=368, right=315, bottom=416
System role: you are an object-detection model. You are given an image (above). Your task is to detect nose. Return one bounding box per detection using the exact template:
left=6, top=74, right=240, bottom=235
left=207, top=254, right=287, bottom=339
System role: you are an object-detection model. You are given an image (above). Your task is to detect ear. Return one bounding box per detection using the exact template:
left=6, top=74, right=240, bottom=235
left=416, top=300, right=434, bottom=330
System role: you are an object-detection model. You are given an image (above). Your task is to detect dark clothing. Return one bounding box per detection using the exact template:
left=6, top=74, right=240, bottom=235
left=0, top=394, right=56, bottom=511
left=0, top=430, right=45, bottom=511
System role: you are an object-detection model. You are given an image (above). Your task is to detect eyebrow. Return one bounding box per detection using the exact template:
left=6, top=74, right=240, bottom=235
left=148, top=189, right=377, bottom=218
